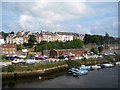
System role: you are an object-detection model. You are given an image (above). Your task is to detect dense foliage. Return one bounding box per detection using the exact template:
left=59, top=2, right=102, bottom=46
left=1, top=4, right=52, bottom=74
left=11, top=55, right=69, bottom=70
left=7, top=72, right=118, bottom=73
left=98, top=45, right=104, bottom=53
left=35, top=39, right=84, bottom=52
left=83, top=33, right=119, bottom=45
left=28, top=35, right=37, bottom=45
left=90, top=47, right=98, bottom=54
left=17, top=44, right=23, bottom=50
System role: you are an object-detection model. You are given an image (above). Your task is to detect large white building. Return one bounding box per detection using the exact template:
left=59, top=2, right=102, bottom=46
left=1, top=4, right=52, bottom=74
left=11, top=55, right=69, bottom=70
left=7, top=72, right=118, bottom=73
left=0, top=39, right=5, bottom=45
left=55, top=32, right=73, bottom=42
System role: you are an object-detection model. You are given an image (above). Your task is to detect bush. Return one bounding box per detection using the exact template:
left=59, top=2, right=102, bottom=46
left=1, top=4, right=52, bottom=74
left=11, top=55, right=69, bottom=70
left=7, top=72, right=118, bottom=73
left=17, top=44, right=23, bottom=50
left=2, top=67, right=6, bottom=72
left=91, top=47, right=98, bottom=54
left=7, top=65, right=15, bottom=72
left=98, top=46, right=104, bottom=53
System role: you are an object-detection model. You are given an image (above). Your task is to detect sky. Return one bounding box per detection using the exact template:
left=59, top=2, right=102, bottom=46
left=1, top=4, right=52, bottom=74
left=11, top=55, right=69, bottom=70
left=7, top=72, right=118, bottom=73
left=1, top=0, right=119, bottom=37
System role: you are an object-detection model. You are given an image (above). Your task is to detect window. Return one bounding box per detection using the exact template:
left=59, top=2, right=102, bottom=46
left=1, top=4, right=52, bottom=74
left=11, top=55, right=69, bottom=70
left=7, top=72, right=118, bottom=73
left=2, top=48, right=4, bottom=50
left=3, top=51, right=5, bottom=53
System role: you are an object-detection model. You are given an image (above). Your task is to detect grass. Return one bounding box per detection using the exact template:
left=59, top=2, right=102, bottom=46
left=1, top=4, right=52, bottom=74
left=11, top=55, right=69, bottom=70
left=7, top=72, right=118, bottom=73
left=2, top=59, right=12, bottom=62
left=2, top=61, right=67, bottom=72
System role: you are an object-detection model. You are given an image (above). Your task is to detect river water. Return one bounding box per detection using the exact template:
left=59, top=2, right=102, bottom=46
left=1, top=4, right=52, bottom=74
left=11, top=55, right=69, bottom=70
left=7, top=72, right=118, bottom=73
left=2, top=65, right=119, bottom=88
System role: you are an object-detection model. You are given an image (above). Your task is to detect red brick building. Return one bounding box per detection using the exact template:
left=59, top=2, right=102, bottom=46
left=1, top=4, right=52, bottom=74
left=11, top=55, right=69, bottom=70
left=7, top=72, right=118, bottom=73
left=2, top=44, right=17, bottom=55
left=42, top=49, right=87, bottom=58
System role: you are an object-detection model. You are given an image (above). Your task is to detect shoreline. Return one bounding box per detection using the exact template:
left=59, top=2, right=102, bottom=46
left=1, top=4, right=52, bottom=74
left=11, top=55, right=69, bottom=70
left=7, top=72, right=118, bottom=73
left=2, top=64, right=68, bottom=79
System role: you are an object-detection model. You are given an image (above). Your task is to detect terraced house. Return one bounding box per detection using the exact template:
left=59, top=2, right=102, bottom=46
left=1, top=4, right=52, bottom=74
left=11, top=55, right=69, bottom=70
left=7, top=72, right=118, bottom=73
left=5, top=31, right=85, bottom=44
left=2, top=44, right=16, bottom=55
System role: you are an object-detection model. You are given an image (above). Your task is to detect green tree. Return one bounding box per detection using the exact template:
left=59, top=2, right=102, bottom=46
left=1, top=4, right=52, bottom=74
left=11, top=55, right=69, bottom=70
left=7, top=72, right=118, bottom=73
left=1, top=31, right=9, bottom=40
left=104, top=33, right=110, bottom=44
left=28, top=35, right=36, bottom=45
left=17, top=44, right=22, bottom=50
left=10, top=31, right=14, bottom=34
left=98, top=46, right=104, bottom=53
left=83, top=34, right=92, bottom=44
left=40, top=41, right=48, bottom=45
left=91, top=47, right=98, bottom=54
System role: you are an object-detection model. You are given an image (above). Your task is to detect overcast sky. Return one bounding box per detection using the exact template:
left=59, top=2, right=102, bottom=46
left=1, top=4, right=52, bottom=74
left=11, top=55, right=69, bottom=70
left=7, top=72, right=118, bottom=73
left=1, top=0, right=119, bottom=37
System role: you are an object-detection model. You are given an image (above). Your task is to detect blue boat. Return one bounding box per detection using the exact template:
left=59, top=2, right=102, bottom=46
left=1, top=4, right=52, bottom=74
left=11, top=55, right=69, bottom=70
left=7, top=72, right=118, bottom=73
left=68, top=65, right=89, bottom=76
left=79, top=65, right=91, bottom=71
left=73, top=69, right=88, bottom=76
left=68, top=67, right=79, bottom=74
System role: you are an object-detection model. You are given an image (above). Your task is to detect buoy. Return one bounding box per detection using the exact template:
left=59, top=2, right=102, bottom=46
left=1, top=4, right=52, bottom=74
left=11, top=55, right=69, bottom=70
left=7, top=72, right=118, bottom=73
left=39, top=77, right=42, bottom=79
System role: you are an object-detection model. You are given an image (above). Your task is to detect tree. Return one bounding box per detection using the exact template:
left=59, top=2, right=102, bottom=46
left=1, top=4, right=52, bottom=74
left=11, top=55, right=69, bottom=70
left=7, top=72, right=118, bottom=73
left=17, top=44, right=22, bottom=50
left=98, top=46, right=104, bottom=53
left=83, top=34, right=92, bottom=44
left=10, top=31, right=14, bottom=34
left=91, top=47, right=98, bottom=54
left=28, top=35, right=36, bottom=45
left=104, top=33, right=110, bottom=44
left=1, top=31, right=9, bottom=40
left=40, top=41, right=48, bottom=45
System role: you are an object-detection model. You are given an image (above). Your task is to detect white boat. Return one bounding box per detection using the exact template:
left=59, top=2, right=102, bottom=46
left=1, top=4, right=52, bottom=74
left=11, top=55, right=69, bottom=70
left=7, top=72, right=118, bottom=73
left=103, top=63, right=114, bottom=68
left=68, top=67, right=79, bottom=74
left=73, top=69, right=88, bottom=76
left=12, top=59, right=25, bottom=64
left=79, top=65, right=91, bottom=71
left=18, top=55, right=26, bottom=59
left=26, top=58, right=36, bottom=64
left=116, top=61, right=120, bottom=65
left=75, top=57, right=83, bottom=60
left=91, top=65, right=101, bottom=70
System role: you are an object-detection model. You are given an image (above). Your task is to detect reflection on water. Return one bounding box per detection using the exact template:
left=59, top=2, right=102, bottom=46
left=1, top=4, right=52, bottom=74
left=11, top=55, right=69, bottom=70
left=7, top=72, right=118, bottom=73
left=2, top=65, right=119, bottom=88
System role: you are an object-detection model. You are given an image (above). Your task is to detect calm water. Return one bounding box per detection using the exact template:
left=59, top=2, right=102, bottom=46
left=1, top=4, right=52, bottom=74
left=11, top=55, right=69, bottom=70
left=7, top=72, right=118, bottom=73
left=2, top=65, right=119, bottom=88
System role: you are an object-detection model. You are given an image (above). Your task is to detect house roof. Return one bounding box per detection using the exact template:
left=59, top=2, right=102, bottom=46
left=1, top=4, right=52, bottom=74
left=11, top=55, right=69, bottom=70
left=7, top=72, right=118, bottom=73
left=55, top=32, right=73, bottom=35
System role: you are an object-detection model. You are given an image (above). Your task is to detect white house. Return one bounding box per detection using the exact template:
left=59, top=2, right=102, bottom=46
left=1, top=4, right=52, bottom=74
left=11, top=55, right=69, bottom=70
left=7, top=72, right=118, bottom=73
left=6, top=34, right=15, bottom=44
left=13, top=36, right=24, bottom=44
left=56, top=32, right=73, bottom=42
left=0, top=39, right=5, bottom=45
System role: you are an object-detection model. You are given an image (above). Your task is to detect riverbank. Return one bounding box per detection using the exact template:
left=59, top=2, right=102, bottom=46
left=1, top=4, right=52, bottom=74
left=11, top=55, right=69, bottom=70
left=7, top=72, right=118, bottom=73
left=2, top=64, right=119, bottom=88
left=2, top=64, right=68, bottom=80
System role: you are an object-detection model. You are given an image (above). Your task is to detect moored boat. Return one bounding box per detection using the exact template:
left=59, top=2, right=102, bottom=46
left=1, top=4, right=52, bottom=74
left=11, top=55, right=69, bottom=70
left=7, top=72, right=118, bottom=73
left=103, top=63, right=114, bottom=68
left=73, top=69, right=88, bottom=76
left=91, top=65, right=101, bottom=70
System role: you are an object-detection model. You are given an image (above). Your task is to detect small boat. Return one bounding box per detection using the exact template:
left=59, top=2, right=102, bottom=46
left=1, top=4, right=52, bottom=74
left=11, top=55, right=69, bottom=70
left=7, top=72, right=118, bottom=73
left=97, top=64, right=105, bottom=69
left=116, top=61, right=120, bottom=65
left=12, top=59, right=25, bottom=64
left=68, top=67, right=79, bottom=74
left=26, top=58, right=36, bottom=64
left=39, top=77, right=42, bottom=79
left=91, top=65, right=101, bottom=70
left=79, top=65, right=91, bottom=71
left=103, top=63, right=114, bottom=68
left=73, top=69, right=88, bottom=76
